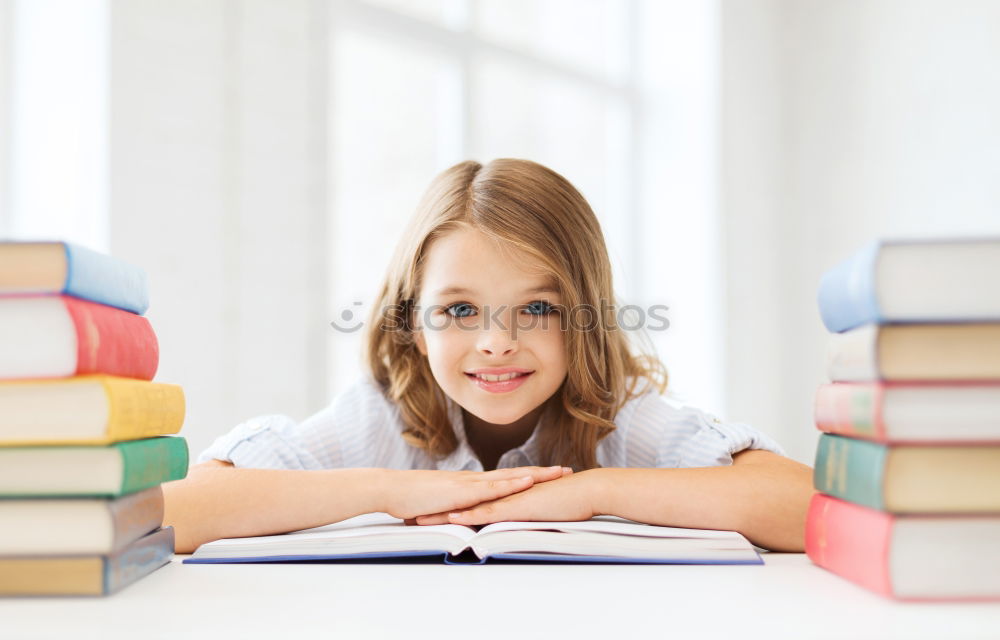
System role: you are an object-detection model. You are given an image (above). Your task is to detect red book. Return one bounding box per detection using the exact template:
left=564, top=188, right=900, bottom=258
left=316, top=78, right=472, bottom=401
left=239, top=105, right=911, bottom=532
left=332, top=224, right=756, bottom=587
left=814, top=381, right=1000, bottom=443
left=805, top=493, right=1000, bottom=601
left=0, top=295, right=158, bottom=380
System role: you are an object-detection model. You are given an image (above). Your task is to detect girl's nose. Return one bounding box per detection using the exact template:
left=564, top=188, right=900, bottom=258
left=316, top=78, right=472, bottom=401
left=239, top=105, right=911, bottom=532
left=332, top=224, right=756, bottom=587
left=476, top=317, right=517, bottom=357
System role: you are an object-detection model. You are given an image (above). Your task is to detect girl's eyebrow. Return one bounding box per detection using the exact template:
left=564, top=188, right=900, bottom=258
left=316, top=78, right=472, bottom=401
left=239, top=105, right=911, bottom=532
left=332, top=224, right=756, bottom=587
left=434, top=285, right=559, bottom=296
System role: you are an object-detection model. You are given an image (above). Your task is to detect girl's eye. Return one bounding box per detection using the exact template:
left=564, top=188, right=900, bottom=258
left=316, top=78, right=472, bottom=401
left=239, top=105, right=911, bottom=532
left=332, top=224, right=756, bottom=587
left=444, top=303, right=476, bottom=318
left=524, top=300, right=554, bottom=315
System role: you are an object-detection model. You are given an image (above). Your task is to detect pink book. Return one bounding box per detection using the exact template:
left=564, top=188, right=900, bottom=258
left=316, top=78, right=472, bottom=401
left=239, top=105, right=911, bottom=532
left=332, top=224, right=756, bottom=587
left=806, top=493, right=1000, bottom=601
left=0, top=294, right=158, bottom=380
left=814, top=381, right=1000, bottom=444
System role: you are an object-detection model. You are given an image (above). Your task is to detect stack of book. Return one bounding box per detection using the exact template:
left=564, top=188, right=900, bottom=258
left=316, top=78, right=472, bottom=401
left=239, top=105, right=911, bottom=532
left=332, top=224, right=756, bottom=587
left=0, top=241, right=188, bottom=596
left=806, top=237, right=1000, bottom=601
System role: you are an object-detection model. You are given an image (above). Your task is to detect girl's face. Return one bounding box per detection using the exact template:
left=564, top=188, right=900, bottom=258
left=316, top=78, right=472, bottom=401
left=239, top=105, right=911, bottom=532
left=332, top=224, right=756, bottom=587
left=414, top=228, right=568, bottom=430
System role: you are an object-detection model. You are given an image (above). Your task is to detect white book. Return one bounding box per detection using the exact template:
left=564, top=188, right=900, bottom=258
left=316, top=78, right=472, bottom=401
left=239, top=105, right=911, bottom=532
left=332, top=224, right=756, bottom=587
left=0, top=487, right=164, bottom=554
left=184, top=513, right=762, bottom=565
left=826, top=323, right=1000, bottom=382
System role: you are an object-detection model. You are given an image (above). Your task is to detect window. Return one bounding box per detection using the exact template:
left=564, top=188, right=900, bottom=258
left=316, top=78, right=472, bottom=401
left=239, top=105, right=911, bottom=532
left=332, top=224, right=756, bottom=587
left=4, top=0, right=109, bottom=251
left=327, top=0, right=724, bottom=414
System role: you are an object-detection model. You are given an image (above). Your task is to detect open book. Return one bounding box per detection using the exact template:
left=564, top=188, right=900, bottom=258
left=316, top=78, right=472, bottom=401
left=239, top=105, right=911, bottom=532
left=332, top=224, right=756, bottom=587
left=184, top=513, right=762, bottom=565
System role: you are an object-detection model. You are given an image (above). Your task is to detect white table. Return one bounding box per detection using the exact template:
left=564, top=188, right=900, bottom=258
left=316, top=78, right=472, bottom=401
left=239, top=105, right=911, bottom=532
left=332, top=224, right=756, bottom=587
left=3, top=553, right=1000, bottom=639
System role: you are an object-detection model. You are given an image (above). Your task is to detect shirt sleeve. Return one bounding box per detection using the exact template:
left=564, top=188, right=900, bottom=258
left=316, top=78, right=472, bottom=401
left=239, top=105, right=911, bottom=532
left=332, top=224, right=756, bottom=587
left=626, top=391, right=786, bottom=468
left=194, top=376, right=401, bottom=470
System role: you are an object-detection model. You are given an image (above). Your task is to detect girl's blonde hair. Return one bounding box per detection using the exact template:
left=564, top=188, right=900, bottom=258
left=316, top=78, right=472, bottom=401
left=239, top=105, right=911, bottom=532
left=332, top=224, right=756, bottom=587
left=364, top=158, right=668, bottom=470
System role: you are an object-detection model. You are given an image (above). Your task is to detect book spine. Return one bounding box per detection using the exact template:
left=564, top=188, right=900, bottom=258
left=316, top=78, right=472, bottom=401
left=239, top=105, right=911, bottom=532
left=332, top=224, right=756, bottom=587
left=813, top=434, right=888, bottom=510
left=103, top=527, right=174, bottom=595
left=817, top=240, right=883, bottom=333
left=826, top=325, right=880, bottom=382
left=63, top=242, right=150, bottom=316
left=62, top=296, right=159, bottom=380
left=814, top=383, right=887, bottom=441
left=107, top=486, right=165, bottom=552
left=101, top=377, right=185, bottom=442
left=805, top=494, right=894, bottom=597
left=116, top=437, right=189, bottom=496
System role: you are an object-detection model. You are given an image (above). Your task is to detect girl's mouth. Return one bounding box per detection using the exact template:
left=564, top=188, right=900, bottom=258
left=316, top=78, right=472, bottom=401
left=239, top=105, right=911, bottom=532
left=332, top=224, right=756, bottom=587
left=464, top=371, right=533, bottom=393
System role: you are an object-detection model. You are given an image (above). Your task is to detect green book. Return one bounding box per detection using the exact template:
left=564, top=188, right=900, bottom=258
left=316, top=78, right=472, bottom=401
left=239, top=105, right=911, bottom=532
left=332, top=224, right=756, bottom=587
left=814, top=433, right=1000, bottom=513
left=0, top=437, right=188, bottom=497
left=814, top=434, right=888, bottom=510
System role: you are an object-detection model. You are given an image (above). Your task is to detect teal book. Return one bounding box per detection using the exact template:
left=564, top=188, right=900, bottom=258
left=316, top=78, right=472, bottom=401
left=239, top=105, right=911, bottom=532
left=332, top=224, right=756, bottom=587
left=814, top=434, right=889, bottom=510
left=0, top=437, right=188, bottom=497
left=813, top=434, right=1000, bottom=513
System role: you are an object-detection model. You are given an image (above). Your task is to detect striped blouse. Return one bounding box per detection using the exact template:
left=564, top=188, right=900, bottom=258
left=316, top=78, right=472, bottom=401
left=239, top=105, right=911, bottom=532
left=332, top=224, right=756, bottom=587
left=197, top=376, right=785, bottom=471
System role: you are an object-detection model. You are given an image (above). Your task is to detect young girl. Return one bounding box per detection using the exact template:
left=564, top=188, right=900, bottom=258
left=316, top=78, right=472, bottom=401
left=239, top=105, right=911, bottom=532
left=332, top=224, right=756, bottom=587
left=163, top=159, right=814, bottom=554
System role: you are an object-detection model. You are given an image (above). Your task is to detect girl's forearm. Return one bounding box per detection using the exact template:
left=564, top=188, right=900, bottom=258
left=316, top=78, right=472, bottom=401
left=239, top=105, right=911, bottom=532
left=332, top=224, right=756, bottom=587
left=590, top=453, right=815, bottom=552
left=162, top=463, right=386, bottom=553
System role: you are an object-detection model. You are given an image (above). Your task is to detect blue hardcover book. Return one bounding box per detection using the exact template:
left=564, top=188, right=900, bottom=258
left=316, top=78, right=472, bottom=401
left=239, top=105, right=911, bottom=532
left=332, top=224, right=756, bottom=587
left=184, top=513, right=763, bottom=565
left=0, top=241, right=149, bottom=315
left=817, top=238, right=1000, bottom=333
left=0, top=527, right=174, bottom=596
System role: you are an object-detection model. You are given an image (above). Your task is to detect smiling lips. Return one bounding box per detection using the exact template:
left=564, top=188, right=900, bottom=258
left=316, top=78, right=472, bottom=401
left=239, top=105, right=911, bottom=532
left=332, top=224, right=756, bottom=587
left=464, top=367, right=534, bottom=393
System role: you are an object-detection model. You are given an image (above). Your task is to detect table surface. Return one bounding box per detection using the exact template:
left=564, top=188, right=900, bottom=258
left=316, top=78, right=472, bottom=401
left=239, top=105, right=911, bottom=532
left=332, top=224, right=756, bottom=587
left=3, top=553, right=1000, bottom=639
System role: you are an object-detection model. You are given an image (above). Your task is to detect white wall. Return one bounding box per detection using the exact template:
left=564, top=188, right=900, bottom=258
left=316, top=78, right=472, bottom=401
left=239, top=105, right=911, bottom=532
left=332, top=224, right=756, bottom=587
left=109, top=0, right=328, bottom=459
left=637, top=0, right=724, bottom=416
left=6, top=0, right=109, bottom=249
left=720, top=0, right=788, bottom=455
left=0, top=0, right=9, bottom=230
left=722, top=0, right=1000, bottom=463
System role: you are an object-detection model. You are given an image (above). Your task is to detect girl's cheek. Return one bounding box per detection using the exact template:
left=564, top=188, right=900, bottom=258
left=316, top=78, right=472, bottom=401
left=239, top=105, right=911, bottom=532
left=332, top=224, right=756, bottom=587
left=433, top=322, right=480, bottom=351
left=528, top=314, right=563, bottom=336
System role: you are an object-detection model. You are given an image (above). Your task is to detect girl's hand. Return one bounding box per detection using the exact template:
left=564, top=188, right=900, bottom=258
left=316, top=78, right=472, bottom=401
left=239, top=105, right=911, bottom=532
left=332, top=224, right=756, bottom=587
left=379, top=466, right=572, bottom=521
left=413, top=469, right=599, bottom=526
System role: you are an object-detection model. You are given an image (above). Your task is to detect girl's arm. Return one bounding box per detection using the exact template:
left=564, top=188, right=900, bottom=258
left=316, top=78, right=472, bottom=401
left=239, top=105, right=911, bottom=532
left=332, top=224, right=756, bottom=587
left=163, top=461, right=570, bottom=553
left=589, top=450, right=814, bottom=551
left=416, top=450, right=815, bottom=552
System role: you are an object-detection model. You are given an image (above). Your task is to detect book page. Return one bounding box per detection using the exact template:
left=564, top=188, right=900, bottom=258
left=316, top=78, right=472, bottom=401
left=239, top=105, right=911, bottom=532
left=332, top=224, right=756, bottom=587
left=470, top=530, right=758, bottom=561
left=476, top=516, right=746, bottom=541
left=201, top=512, right=478, bottom=551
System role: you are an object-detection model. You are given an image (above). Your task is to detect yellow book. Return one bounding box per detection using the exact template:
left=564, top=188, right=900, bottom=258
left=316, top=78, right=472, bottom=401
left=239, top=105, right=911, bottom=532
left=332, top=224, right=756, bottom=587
left=0, top=375, right=184, bottom=445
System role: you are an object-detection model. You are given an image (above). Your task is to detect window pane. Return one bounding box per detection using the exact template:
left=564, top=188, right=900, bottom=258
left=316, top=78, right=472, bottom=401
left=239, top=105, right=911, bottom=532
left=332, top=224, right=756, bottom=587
left=474, top=0, right=629, bottom=82
left=328, top=28, right=461, bottom=394
left=361, top=0, right=467, bottom=30
left=471, top=56, right=634, bottom=299
left=9, top=0, right=109, bottom=251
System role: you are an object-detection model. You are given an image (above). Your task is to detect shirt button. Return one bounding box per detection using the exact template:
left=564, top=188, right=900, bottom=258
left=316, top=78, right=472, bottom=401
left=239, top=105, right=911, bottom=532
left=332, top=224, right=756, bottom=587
left=247, top=421, right=263, bottom=432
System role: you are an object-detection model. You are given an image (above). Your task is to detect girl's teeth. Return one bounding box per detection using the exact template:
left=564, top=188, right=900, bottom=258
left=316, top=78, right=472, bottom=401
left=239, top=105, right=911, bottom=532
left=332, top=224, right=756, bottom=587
left=475, top=372, right=526, bottom=382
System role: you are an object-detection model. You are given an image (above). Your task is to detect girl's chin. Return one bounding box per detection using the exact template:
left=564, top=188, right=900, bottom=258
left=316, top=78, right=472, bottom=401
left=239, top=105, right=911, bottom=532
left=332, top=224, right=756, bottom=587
left=459, top=402, right=535, bottom=427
